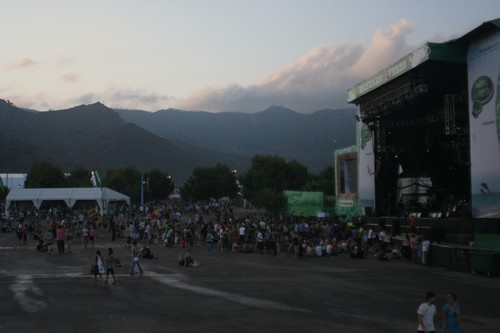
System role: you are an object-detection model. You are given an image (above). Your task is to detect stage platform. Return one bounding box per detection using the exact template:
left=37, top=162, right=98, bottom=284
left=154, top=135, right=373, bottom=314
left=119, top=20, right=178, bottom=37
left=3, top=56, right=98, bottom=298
left=364, top=216, right=500, bottom=273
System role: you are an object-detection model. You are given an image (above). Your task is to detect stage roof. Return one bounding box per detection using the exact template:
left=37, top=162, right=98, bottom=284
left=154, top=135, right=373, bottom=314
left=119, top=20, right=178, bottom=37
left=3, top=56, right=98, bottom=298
left=347, top=18, right=500, bottom=104
left=347, top=42, right=465, bottom=103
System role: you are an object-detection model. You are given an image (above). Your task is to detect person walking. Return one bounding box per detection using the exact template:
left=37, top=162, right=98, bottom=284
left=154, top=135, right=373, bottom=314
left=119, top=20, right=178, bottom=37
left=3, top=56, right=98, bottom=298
left=56, top=224, right=65, bottom=254
left=417, top=291, right=437, bottom=333
left=105, top=248, right=117, bottom=286
left=442, top=292, right=461, bottom=333
left=129, top=241, right=143, bottom=276
left=93, top=250, right=106, bottom=286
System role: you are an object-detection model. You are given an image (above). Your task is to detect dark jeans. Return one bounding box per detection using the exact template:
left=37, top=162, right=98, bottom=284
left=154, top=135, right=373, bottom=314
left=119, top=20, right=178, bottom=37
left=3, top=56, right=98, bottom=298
left=57, top=240, right=65, bottom=254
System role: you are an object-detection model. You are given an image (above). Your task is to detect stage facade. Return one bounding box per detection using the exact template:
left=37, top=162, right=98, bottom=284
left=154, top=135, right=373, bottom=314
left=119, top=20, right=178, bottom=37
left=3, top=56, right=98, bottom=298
left=340, top=19, right=500, bottom=221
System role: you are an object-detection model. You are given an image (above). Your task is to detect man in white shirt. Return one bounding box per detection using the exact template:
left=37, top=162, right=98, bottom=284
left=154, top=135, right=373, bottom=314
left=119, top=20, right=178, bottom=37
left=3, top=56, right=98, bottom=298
left=314, top=243, right=323, bottom=257
left=238, top=225, right=246, bottom=243
left=417, top=291, right=437, bottom=333
left=421, top=238, right=431, bottom=265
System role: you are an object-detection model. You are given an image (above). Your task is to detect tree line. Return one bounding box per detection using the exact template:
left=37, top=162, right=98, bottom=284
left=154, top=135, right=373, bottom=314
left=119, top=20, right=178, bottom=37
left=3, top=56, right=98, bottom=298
left=2, top=155, right=335, bottom=212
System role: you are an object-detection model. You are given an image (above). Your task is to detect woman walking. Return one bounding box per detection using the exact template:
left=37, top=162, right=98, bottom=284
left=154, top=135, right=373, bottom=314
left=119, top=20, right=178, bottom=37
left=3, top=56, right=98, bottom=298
left=442, top=292, right=461, bottom=333
left=105, top=248, right=117, bottom=286
left=129, top=241, right=144, bottom=276
left=93, top=250, right=106, bottom=286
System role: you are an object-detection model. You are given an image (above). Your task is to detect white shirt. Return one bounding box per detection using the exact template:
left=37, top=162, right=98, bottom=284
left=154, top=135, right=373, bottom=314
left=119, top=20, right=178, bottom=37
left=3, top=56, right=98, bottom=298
left=422, top=240, right=431, bottom=252
left=239, top=226, right=246, bottom=236
left=417, top=302, right=436, bottom=331
left=314, top=245, right=323, bottom=257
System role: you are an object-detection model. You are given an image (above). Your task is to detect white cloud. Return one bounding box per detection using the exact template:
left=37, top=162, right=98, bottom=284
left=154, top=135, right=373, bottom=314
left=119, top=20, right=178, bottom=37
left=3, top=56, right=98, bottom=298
left=348, top=19, right=414, bottom=77
left=70, top=87, right=175, bottom=111
left=177, top=19, right=416, bottom=113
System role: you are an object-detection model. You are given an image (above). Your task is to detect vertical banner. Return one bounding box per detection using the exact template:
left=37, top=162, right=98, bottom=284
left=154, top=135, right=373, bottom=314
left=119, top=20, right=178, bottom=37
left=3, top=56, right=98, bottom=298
left=358, top=110, right=376, bottom=215
left=468, top=31, right=500, bottom=218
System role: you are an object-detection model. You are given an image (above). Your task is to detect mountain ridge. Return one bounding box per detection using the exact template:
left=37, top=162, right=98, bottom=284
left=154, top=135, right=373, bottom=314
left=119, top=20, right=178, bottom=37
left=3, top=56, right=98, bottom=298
left=0, top=100, right=356, bottom=183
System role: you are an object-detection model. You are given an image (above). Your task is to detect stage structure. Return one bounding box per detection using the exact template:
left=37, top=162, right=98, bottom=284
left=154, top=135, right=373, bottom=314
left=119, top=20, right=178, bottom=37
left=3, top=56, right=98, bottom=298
left=342, top=19, right=500, bottom=219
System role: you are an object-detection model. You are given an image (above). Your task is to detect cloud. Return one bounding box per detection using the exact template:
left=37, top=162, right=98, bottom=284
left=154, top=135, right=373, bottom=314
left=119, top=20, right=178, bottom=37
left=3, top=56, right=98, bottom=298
left=6, top=58, right=36, bottom=69
left=348, top=19, right=414, bottom=77
left=178, top=19, right=416, bottom=113
left=70, top=87, right=175, bottom=111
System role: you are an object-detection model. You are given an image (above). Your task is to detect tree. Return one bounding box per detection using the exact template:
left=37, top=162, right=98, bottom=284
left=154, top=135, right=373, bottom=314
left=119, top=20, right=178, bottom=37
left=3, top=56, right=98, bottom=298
left=181, top=164, right=238, bottom=202
left=105, top=167, right=142, bottom=204
left=25, top=161, right=66, bottom=188
left=143, top=169, right=175, bottom=201
left=66, top=167, right=94, bottom=187
left=304, top=165, right=335, bottom=195
left=239, top=155, right=308, bottom=212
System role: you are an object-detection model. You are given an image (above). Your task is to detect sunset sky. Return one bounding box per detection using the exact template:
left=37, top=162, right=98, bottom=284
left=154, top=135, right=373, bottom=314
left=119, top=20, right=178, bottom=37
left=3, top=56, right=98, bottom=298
left=2, top=0, right=500, bottom=113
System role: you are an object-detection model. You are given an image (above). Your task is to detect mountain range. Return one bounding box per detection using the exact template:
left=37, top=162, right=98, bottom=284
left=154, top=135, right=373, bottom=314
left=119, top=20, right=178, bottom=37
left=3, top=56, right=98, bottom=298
left=0, top=99, right=355, bottom=184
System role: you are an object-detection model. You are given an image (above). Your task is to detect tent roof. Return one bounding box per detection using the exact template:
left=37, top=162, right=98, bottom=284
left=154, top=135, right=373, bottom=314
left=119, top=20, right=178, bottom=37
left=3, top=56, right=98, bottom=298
left=5, top=187, right=130, bottom=209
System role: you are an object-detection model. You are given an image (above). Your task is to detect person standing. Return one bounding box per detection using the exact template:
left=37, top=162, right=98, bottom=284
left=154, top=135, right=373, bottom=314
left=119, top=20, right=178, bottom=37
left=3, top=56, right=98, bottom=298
left=21, top=222, right=28, bottom=244
left=421, top=237, right=431, bottom=265
left=442, top=292, right=461, bottom=333
left=417, top=291, right=437, bottom=333
left=238, top=224, right=246, bottom=244
left=17, top=221, right=24, bottom=243
left=82, top=225, right=89, bottom=248
left=44, top=228, right=55, bottom=254
left=410, top=234, right=418, bottom=263
left=56, top=224, right=65, bottom=254
left=206, top=231, right=215, bottom=256
left=402, top=233, right=411, bottom=261
left=409, top=214, right=417, bottom=234
left=66, top=224, right=74, bottom=253
left=105, top=248, right=117, bottom=286
left=89, top=225, right=96, bottom=248
left=129, top=241, right=143, bottom=276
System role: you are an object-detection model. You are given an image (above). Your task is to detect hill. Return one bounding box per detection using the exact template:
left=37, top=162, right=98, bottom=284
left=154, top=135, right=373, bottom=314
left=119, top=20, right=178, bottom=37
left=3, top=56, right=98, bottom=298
left=0, top=100, right=356, bottom=183
left=0, top=100, right=249, bottom=183
left=116, top=106, right=356, bottom=173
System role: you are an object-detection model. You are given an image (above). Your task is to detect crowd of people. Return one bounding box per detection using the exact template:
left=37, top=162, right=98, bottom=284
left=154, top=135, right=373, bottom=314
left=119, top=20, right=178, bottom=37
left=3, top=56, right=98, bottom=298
left=7, top=198, right=437, bottom=268
left=4, top=199, right=464, bottom=331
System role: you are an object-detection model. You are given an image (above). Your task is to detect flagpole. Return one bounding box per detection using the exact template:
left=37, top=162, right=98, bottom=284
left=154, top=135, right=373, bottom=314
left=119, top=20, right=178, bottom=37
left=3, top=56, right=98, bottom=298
left=140, top=173, right=144, bottom=209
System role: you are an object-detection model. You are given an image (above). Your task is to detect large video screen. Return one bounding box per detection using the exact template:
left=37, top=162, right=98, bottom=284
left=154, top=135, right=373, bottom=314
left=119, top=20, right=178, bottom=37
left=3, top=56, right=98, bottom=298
left=337, top=152, right=358, bottom=199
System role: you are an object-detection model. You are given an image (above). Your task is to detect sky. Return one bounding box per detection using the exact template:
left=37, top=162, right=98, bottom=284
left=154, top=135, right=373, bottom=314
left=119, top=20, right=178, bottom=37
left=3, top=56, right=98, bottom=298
left=2, top=1, right=500, bottom=113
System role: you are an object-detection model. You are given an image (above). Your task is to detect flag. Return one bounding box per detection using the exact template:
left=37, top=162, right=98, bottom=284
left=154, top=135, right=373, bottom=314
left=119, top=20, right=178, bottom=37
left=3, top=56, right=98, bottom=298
left=95, top=170, right=104, bottom=188
left=88, top=207, right=98, bottom=218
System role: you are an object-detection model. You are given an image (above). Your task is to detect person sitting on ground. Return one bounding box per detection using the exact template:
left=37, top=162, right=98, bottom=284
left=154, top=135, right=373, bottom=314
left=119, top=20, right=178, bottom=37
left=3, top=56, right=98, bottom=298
left=325, top=240, right=333, bottom=256
left=36, top=239, right=48, bottom=252
left=141, top=246, right=158, bottom=259
left=178, top=252, right=201, bottom=267
left=231, top=241, right=240, bottom=252
left=305, top=242, right=316, bottom=257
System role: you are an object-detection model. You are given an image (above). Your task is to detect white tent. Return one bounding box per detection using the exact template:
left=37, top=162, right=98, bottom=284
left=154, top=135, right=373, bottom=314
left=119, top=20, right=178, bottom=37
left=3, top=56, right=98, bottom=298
left=4, top=187, right=130, bottom=216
